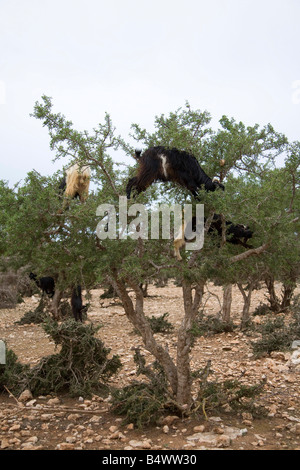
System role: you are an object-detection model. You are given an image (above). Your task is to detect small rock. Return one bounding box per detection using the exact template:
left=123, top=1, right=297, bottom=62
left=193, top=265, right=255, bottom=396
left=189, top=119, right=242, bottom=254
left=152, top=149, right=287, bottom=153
left=109, top=425, right=118, bottom=433
left=128, top=439, right=151, bottom=449
left=57, top=443, right=76, bottom=450
left=26, top=436, right=38, bottom=443
left=242, top=412, right=253, bottom=421
left=1, top=438, right=10, bottom=449
left=216, top=434, right=231, bottom=447
left=26, top=399, right=37, bottom=407
left=161, top=415, right=180, bottom=426
left=89, top=415, right=101, bottom=423
left=9, top=424, right=21, bottom=432
left=291, top=424, right=300, bottom=435
left=41, top=413, right=53, bottom=421
left=47, top=397, right=61, bottom=405
left=290, top=350, right=300, bottom=365
left=213, top=427, right=224, bottom=434
left=18, top=389, right=33, bottom=403
left=67, top=413, right=81, bottom=421
left=193, top=425, right=205, bottom=433
left=270, top=351, right=286, bottom=361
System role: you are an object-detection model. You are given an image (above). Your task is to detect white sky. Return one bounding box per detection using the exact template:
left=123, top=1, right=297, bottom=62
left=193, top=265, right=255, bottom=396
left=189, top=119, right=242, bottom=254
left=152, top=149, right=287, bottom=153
left=0, top=0, right=300, bottom=185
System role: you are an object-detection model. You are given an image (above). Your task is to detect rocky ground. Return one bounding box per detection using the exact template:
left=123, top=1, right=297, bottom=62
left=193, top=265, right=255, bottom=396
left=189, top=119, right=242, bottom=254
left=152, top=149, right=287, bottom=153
left=1, top=282, right=300, bottom=451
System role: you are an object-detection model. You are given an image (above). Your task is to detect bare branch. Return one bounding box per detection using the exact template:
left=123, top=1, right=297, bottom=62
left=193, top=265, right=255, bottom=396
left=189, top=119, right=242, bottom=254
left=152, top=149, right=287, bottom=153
left=230, top=242, right=270, bottom=263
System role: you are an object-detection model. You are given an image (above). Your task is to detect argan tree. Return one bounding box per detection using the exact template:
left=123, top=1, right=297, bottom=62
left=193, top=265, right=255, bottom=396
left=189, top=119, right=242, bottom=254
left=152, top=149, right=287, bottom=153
left=1, top=97, right=299, bottom=411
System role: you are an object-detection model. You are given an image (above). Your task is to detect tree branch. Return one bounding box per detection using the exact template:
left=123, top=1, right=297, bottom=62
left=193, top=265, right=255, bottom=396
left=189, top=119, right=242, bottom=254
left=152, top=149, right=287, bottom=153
left=229, top=242, right=270, bottom=263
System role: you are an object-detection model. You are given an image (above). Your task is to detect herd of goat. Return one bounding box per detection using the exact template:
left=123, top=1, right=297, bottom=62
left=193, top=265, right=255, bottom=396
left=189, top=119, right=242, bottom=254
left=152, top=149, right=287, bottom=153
left=29, top=146, right=253, bottom=321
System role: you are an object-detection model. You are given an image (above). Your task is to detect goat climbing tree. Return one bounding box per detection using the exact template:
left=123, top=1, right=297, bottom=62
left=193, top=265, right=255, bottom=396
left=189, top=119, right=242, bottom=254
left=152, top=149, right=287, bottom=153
left=1, top=98, right=299, bottom=411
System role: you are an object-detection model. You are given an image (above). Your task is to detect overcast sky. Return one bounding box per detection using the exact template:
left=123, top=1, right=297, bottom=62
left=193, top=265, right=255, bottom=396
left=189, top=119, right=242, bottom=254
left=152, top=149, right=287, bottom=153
left=1, top=0, right=300, bottom=186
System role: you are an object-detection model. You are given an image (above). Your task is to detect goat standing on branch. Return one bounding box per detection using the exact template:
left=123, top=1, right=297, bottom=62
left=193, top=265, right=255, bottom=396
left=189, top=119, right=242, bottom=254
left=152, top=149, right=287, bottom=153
left=174, top=214, right=253, bottom=260
left=29, top=272, right=55, bottom=298
left=126, top=146, right=224, bottom=199
left=59, top=163, right=91, bottom=204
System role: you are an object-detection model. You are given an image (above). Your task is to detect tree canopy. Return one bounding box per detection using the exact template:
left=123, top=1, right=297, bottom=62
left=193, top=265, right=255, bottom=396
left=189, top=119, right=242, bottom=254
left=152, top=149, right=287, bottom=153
left=1, top=97, right=299, bottom=407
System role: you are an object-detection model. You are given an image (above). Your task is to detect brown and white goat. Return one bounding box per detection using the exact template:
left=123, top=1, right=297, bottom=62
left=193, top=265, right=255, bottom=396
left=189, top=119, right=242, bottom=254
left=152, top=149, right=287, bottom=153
left=126, top=147, right=224, bottom=199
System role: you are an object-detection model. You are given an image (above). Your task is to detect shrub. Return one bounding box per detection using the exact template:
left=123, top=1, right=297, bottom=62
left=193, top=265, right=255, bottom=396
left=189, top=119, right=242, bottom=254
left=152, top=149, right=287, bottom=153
left=0, top=348, right=30, bottom=396
left=194, top=362, right=267, bottom=417
left=111, top=348, right=178, bottom=427
left=252, top=316, right=300, bottom=357
left=191, top=313, right=236, bottom=337
left=134, top=313, right=174, bottom=335
left=24, top=319, right=122, bottom=397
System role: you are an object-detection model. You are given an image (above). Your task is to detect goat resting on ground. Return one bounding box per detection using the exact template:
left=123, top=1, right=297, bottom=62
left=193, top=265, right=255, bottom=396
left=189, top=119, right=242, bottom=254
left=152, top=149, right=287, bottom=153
left=29, top=272, right=55, bottom=298
left=126, top=146, right=224, bottom=199
left=174, top=214, right=253, bottom=260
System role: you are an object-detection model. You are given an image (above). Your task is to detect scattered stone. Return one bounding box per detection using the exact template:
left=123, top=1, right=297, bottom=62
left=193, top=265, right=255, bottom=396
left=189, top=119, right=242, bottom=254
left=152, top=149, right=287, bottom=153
left=9, top=424, right=21, bottom=432
left=47, top=397, right=61, bottom=405
left=216, top=434, right=231, bottom=448
left=193, top=425, right=205, bottom=433
left=109, top=425, right=118, bottom=433
left=128, top=439, right=152, bottom=449
left=57, top=443, right=76, bottom=450
left=1, top=438, right=10, bottom=449
left=187, top=426, right=247, bottom=448
left=67, top=414, right=81, bottom=422
left=161, top=415, right=180, bottom=426
left=26, top=399, right=37, bottom=407
left=40, top=413, right=53, bottom=421
left=18, top=389, right=33, bottom=403
left=290, top=350, right=300, bottom=366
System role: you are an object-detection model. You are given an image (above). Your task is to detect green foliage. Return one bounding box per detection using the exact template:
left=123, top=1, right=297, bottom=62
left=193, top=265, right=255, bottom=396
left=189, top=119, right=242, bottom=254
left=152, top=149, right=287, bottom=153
left=148, top=313, right=174, bottom=334
left=134, top=313, right=174, bottom=335
left=111, top=348, right=177, bottom=427
left=0, top=97, right=299, bottom=412
left=191, top=313, right=236, bottom=337
left=16, top=298, right=51, bottom=325
left=24, top=319, right=122, bottom=397
left=252, top=302, right=272, bottom=316
left=194, top=363, right=266, bottom=417
left=0, top=348, right=30, bottom=396
left=111, top=382, right=168, bottom=428
left=252, top=316, right=300, bottom=357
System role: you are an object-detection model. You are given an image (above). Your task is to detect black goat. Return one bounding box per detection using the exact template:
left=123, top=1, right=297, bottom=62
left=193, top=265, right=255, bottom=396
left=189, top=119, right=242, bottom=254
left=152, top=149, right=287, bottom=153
left=207, top=214, right=253, bottom=248
left=126, top=146, right=224, bottom=199
left=174, top=214, right=253, bottom=260
left=29, top=272, right=55, bottom=298
left=71, top=285, right=87, bottom=322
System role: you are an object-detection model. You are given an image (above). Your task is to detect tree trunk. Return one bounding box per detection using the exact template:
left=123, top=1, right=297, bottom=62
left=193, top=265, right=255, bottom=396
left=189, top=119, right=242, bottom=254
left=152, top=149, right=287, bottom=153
left=264, top=275, right=281, bottom=312
left=237, top=282, right=254, bottom=329
left=110, top=270, right=206, bottom=409
left=280, top=280, right=296, bottom=311
left=222, top=284, right=232, bottom=323
left=176, top=279, right=205, bottom=407
left=49, top=289, right=63, bottom=320
left=109, top=273, right=178, bottom=396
